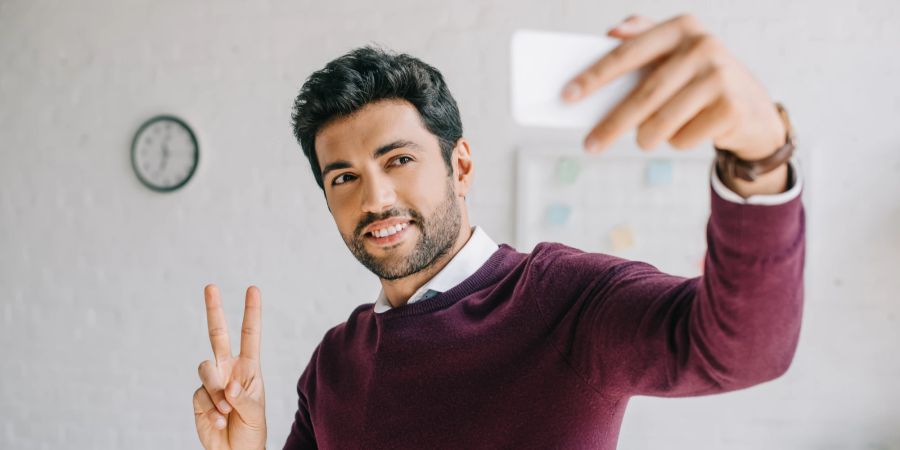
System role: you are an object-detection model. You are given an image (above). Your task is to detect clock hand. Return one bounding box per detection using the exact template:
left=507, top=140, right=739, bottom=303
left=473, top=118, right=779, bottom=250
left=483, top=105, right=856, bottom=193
left=158, top=143, right=170, bottom=172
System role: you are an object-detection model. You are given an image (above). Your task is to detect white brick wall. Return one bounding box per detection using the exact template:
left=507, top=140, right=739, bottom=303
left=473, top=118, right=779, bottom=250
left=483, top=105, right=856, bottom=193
left=1, top=0, right=898, bottom=448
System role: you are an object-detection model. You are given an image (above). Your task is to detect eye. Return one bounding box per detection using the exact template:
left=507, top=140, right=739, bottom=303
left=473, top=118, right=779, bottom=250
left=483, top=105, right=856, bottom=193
left=331, top=173, right=356, bottom=186
left=390, top=155, right=414, bottom=166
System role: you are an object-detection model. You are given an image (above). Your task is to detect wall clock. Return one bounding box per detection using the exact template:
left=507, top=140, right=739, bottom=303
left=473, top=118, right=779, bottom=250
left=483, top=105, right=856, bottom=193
left=131, top=115, right=199, bottom=192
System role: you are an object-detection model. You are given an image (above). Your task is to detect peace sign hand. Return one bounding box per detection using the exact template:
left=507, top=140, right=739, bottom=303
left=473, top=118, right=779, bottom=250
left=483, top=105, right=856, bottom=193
left=192, top=285, right=267, bottom=450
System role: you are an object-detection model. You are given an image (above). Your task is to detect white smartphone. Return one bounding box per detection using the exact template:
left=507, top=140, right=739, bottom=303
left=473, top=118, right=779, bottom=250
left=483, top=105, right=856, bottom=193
left=510, top=29, right=643, bottom=129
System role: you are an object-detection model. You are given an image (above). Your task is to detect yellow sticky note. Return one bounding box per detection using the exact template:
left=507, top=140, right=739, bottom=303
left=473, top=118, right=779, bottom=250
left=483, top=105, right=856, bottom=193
left=609, top=224, right=635, bottom=252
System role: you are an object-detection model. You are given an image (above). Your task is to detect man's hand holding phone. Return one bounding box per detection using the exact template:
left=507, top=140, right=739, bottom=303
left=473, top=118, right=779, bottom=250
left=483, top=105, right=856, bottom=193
left=563, top=14, right=787, bottom=162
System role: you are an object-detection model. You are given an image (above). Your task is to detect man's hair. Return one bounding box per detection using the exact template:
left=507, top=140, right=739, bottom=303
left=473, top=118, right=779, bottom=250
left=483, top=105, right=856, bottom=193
left=290, top=45, right=464, bottom=189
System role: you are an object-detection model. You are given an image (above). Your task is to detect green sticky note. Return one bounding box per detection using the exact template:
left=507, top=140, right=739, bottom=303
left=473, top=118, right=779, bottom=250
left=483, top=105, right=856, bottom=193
left=555, top=157, right=581, bottom=185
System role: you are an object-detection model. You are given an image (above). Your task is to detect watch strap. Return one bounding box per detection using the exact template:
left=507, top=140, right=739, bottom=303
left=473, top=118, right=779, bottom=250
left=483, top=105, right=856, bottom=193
left=714, top=102, right=796, bottom=182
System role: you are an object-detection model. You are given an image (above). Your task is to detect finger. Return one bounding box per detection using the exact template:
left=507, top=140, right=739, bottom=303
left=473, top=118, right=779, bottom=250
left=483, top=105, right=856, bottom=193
left=223, top=376, right=265, bottom=425
left=239, top=285, right=262, bottom=361
left=668, top=97, right=736, bottom=150
left=204, top=284, right=232, bottom=364
left=193, top=385, right=215, bottom=415
left=584, top=34, right=713, bottom=152
left=193, top=386, right=228, bottom=431
left=198, top=359, right=234, bottom=416
left=607, top=15, right=656, bottom=39
left=563, top=14, right=705, bottom=102
left=636, top=67, right=722, bottom=150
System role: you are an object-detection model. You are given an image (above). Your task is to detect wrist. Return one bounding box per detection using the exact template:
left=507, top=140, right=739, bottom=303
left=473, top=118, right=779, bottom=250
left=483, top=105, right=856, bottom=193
left=714, top=102, right=795, bottom=195
left=718, top=160, right=790, bottom=198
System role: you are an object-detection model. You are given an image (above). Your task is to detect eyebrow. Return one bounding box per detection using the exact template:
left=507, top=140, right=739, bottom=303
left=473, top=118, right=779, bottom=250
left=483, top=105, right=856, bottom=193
left=320, top=139, right=423, bottom=180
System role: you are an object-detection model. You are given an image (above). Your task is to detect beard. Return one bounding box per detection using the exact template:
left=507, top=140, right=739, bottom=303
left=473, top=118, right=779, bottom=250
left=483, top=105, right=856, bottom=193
left=342, top=179, right=462, bottom=280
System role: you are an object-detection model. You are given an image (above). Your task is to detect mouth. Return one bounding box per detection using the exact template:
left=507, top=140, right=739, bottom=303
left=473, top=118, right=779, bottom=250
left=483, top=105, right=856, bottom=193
left=363, top=220, right=414, bottom=247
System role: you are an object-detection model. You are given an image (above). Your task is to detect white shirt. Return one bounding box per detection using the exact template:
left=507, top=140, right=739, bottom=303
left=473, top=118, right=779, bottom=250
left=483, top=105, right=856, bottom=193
left=373, top=159, right=803, bottom=313
left=711, top=157, right=803, bottom=205
left=373, top=225, right=499, bottom=313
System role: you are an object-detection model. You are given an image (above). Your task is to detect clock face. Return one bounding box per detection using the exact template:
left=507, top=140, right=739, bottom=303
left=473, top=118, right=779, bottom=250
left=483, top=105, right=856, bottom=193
left=131, top=115, right=199, bottom=192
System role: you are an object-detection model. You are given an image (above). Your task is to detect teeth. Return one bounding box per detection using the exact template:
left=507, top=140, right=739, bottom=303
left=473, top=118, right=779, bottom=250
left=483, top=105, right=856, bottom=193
left=373, top=222, right=408, bottom=238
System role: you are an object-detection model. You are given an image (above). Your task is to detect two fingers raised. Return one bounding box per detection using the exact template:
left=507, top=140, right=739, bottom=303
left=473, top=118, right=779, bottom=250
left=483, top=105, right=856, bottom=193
left=199, top=284, right=263, bottom=417
left=205, top=284, right=262, bottom=361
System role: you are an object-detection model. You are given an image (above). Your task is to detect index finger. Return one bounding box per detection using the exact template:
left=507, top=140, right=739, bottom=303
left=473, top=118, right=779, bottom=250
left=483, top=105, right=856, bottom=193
left=204, top=284, right=232, bottom=364
left=239, top=285, right=262, bottom=360
left=563, top=14, right=704, bottom=101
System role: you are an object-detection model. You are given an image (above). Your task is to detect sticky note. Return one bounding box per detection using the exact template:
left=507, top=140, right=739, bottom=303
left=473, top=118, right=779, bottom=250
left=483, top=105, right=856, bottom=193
left=645, top=159, right=673, bottom=186
left=609, top=224, right=635, bottom=252
left=545, top=202, right=572, bottom=226
left=555, top=157, right=581, bottom=185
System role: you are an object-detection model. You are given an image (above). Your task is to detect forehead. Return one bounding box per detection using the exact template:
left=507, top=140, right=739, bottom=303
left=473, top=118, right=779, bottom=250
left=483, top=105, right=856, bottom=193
left=315, top=99, right=437, bottom=164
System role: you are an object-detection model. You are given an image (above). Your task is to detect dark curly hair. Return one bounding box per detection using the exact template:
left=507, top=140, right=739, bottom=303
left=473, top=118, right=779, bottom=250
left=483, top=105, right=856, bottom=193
left=290, top=45, right=464, bottom=190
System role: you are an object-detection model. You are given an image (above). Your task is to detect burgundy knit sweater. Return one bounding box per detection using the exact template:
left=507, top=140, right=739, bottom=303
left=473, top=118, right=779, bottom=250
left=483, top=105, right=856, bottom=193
left=283, top=189, right=805, bottom=449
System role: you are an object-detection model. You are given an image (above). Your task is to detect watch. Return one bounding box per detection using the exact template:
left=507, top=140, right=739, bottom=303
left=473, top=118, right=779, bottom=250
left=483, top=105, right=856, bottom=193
left=714, top=102, right=795, bottom=182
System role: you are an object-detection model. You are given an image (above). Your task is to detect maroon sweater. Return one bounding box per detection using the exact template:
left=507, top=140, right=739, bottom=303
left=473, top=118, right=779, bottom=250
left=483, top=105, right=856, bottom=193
left=283, top=189, right=805, bottom=449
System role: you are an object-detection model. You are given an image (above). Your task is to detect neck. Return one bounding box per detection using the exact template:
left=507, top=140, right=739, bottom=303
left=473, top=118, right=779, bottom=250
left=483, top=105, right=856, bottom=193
left=380, top=223, right=473, bottom=308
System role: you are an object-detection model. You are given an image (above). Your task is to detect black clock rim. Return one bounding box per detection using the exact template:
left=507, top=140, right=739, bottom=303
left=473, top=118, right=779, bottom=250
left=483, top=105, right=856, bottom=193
left=130, top=114, right=200, bottom=193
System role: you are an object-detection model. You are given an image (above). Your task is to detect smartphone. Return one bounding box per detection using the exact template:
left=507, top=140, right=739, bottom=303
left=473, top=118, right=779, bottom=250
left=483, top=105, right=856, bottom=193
left=510, top=29, right=643, bottom=129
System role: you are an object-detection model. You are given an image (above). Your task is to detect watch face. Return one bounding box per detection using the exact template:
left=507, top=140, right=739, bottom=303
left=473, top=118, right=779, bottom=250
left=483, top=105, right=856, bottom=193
left=131, top=115, right=199, bottom=192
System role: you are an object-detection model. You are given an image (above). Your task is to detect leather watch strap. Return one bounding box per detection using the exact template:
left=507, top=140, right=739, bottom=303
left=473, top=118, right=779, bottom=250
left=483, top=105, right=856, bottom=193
left=714, top=102, right=796, bottom=182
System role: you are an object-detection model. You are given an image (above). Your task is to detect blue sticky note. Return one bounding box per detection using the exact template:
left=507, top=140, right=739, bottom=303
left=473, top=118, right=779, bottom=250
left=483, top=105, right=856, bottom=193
left=646, top=159, right=673, bottom=186
left=545, top=202, right=572, bottom=226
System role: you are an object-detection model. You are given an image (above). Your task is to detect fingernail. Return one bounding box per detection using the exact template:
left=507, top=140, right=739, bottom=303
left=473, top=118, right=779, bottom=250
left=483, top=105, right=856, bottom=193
left=613, top=21, right=638, bottom=33
left=218, top=400, right=232, bottom=413
left=227, top=383, right=241, bottom=398
left=585, top=137, right=602, bottom=153
left=215, top=417, right=226, bottom=429
left=561, top=82, right=581, bottom=101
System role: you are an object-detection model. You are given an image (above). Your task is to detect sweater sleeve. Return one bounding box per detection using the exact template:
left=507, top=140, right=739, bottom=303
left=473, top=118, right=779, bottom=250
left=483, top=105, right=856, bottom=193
left=282, top=345, right=320, bottom=449
left=531, top=183, right=805, bottom=399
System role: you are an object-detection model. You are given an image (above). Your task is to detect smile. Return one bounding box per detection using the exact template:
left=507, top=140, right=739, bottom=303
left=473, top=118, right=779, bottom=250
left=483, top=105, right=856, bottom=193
left=365, top=221, right=412, bottom=246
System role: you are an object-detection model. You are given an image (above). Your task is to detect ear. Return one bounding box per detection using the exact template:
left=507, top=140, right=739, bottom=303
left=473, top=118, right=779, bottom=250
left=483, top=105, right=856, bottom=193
left=450, top=138, right=473, bottom=198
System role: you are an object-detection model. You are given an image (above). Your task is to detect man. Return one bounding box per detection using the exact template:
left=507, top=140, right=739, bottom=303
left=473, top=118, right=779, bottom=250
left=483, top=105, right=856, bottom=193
left=192, top=13, right=805, bottom=450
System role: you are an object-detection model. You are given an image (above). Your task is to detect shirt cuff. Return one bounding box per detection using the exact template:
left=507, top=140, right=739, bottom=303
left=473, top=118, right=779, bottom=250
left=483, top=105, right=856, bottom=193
left=710, top=157, right=803, bottom=205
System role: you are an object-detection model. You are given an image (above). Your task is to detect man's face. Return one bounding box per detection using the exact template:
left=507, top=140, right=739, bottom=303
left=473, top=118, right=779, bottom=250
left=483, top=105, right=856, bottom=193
left=315, top=99, right=464, bottom=280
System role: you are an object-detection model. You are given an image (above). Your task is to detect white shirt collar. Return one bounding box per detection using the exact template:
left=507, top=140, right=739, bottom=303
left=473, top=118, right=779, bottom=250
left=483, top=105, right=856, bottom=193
left=373, top=225, right=498, bottom=313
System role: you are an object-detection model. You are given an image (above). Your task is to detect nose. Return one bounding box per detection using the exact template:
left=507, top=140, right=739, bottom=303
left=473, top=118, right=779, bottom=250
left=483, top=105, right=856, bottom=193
left=361, top=171, right=397, bottom=214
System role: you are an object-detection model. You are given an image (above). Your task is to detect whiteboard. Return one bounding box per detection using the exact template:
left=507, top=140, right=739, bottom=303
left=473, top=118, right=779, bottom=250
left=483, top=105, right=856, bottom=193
left=515, top=147, right=714, bottom=278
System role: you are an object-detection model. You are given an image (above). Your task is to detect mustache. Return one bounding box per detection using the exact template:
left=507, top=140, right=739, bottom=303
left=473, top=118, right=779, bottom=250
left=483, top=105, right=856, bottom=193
left=354, top=208, right=424, bottom=237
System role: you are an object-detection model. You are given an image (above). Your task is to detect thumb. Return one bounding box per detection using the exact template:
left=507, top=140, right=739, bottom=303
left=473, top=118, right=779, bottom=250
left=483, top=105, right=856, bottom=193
left=607, top=15, right=656, bottom=39
left=224, top=378, right=265, bottom=424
